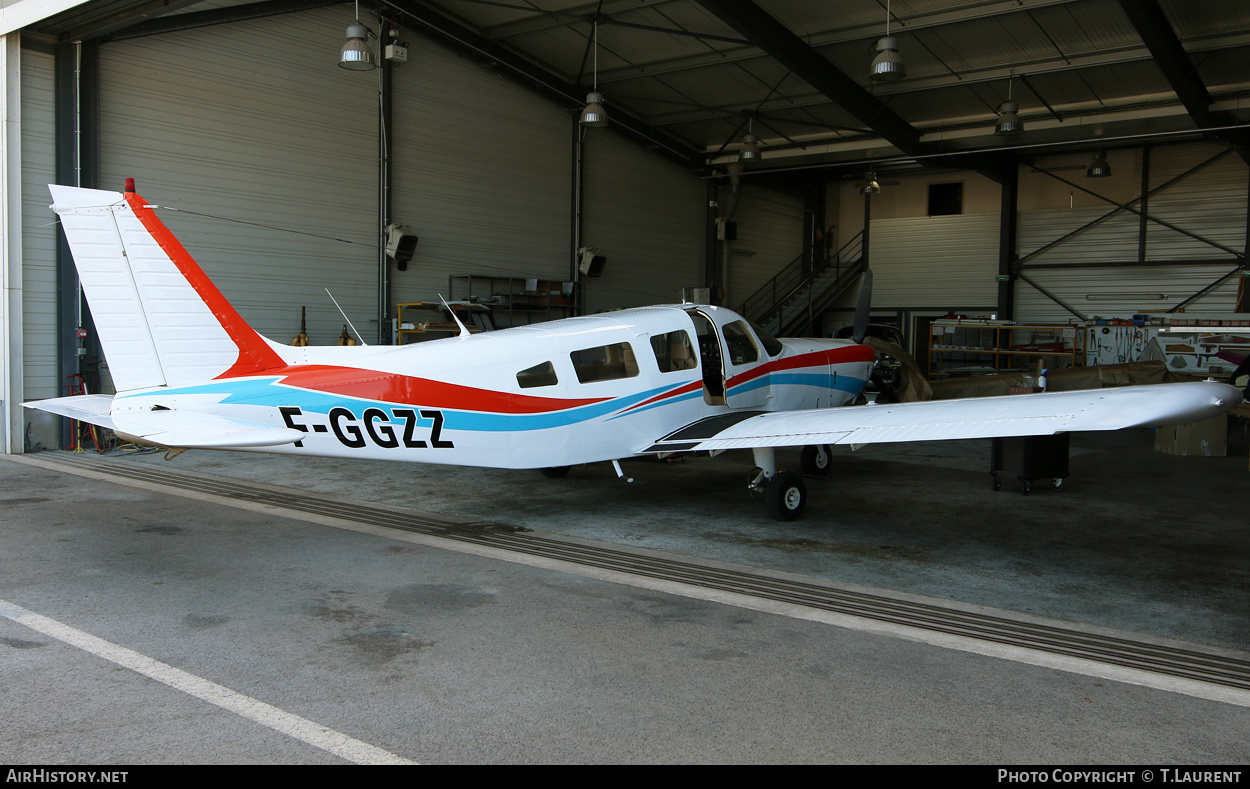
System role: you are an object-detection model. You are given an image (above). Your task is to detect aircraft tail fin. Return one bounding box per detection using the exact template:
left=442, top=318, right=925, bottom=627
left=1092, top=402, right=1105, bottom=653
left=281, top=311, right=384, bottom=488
left=49, top=182, right=292, bottom=392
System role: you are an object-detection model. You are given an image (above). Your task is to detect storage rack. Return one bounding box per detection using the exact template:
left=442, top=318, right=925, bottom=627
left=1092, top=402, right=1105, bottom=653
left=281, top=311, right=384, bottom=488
left=447, top=275, right=576, bottom=328
left=928, top=321, right=1083, bottom=377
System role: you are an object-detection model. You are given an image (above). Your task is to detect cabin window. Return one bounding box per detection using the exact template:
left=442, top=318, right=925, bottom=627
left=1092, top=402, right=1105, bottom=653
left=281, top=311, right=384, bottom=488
left=571, top=342, right=639, bottom=384
left=517, top=361, right=558, bottom=389
left=748, top=320, right=784, bottom=357
left=650, top=330, right=698, bottom=373
left=722, top=321, right=759, bottom=365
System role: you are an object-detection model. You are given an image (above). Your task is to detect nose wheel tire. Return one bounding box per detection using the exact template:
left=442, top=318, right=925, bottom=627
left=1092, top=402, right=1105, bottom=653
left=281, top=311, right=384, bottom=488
left=764, top=471, right=807, bottom=521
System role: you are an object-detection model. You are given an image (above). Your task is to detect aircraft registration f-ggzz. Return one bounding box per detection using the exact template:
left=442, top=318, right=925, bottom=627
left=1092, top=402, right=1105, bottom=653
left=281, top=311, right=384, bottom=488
left=26, top=182, right=1241, bottom=520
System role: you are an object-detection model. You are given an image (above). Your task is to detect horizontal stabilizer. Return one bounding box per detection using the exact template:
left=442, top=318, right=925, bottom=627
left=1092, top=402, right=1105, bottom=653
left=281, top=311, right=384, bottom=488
left=646, top=382, right=1243, bottom=452
left=111, top=410, right=307, bottom=449
left=22, top=395, right=117, bottom=429
left=23, top=396, right=304, bottom=449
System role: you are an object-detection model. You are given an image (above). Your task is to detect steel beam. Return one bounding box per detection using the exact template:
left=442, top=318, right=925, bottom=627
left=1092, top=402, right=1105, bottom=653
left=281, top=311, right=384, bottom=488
left=59, top=0, right=207, bottom=41
left=692, top=0, right=924, bottom=158
left=100, top=0, right=339, bottom=41
left=1168, top=266, right=1244, bottom=313
left=1114, top=0, right=1249, bottom=163
left=1019, top=148, right=1238, bottom=266
left=382, top=0, right=703, bottom=169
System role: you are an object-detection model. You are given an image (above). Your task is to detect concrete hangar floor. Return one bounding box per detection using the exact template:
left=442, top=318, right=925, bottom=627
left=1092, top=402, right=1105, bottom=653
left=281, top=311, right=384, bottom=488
left=1, top=429, right=1247, bottom=764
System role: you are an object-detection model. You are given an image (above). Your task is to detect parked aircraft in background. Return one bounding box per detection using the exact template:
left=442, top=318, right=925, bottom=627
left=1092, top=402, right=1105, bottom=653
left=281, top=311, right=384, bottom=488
left=26, top=182, right=1241, bottom=520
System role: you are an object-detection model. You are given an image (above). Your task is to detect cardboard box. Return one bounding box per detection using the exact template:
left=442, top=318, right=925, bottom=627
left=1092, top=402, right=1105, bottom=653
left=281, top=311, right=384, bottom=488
left=1154, top=415, right=1228, bottom=457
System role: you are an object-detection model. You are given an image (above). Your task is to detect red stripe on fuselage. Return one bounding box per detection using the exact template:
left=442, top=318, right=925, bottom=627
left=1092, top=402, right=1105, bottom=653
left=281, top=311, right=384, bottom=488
left=272, top=364, right=609, bottom=414
left=623, top=379, right=704, bottom=412
left=726, top=344, right=875, bottom=388
left=124, top=192, right=287, bottom=379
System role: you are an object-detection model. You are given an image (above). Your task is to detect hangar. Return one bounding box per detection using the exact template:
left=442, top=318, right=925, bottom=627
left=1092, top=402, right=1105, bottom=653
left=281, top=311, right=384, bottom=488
left=1, top=0, right=1249, bottom=764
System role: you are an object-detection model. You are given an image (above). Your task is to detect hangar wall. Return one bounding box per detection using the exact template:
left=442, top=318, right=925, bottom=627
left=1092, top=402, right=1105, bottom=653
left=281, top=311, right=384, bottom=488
left=388, top=34, right=571, bottom=311
left=20, top=44, right=55, bottom=402
left=580, top=128, right=705, bottom=313
left=91, top=6, right=709, bottom=345
left=97, top=6, right=380, bottom=348
left=821, top=143, right=1246, bottom=342
left=728, top=186, right=805, bottom=310
left=1015, top=143, right=1246, bottom=323
left=836, top=173, right=1000, bottom=313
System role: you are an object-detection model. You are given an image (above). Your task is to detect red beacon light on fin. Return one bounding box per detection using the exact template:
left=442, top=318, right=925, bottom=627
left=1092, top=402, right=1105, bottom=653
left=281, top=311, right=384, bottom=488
left=124, top=178, right=135, bottom=193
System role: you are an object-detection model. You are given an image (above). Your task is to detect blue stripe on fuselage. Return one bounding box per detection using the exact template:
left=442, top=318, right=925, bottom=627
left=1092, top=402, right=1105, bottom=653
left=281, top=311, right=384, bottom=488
left=117, top=377, right=678, bottom=432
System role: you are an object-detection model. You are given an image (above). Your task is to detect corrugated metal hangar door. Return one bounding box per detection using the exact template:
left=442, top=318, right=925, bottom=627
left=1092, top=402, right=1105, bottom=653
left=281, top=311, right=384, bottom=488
left=388, top=34, right=571, bottom=313
left=20, top=44, right=57, bottom=403
left=97, top=5, right=379, bottom=348
left=728, top=186, right=804, bottom=311
left=580, top=130, right=705, bottom=314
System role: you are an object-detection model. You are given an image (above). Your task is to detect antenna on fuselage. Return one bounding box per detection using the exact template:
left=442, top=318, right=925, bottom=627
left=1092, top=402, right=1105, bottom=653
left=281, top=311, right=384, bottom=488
left=439, top=294, right=472, bottom=338
left=325, top=288, right=369, bottom=346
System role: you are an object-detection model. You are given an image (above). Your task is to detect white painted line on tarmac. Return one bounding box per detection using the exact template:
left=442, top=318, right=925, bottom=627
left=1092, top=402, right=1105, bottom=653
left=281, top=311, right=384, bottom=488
left=0, top=597, right=417, bottom=765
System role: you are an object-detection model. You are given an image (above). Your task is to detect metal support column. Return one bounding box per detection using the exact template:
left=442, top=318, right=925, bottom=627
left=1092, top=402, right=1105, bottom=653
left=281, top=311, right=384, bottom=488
left=1240, top=164, right=1250, bottom=313
left=378, top=16, right=393, bottom=343
left=1138, top=145, right=1150, bottom=264
left=54, top=40, right=100, bottom=447
left=861, top=190, right=872, bottom=268
left=997, top=156, right=1018, bottom=320
left=571, top=119, right=585, bottom=315
left=705, top=180, right=718, bottom=296
left=2, top=33, right=22, bottom=454
left=802, top=171, right=825, bottom=279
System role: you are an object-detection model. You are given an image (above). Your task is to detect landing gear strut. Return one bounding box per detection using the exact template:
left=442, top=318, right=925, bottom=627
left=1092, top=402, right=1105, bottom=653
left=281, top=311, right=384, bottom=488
left=749, top=447, right=808, bottom=521
left=800, top=444, right=831, bottom=476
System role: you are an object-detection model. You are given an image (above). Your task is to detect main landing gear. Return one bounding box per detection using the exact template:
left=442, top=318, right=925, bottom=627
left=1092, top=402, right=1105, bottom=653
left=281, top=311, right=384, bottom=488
left=749, top=446, right=809, bottom=521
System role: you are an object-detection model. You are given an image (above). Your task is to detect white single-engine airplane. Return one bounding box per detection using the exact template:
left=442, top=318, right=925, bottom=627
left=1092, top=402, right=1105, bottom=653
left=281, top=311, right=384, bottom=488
left=26, top=182, right=1241, bottom=520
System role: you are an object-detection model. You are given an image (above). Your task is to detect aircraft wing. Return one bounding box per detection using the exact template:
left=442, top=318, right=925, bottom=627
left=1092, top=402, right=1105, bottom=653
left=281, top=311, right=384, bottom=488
left=23, top=396, right=305, bottom=449
left=644, top=381, right=1242, bottom=453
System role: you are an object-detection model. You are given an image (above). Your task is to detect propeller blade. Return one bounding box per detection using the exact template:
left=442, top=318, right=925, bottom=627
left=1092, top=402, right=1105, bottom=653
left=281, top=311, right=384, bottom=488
left=853, top=268, right=873, bottom=344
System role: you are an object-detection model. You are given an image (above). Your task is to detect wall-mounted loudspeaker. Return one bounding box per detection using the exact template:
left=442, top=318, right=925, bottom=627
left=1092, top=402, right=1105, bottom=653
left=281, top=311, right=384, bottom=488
left=385, top=224, right=419, bottom=271
left=578, top=246, right=606, bottom=277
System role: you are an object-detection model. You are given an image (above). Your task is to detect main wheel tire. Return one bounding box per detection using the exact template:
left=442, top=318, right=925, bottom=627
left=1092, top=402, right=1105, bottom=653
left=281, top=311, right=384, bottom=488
left=800, top=444, right=831, bottom=477
left=540, top=466, right=570, bottom=479
left=764, top=471, right=807, bottom=521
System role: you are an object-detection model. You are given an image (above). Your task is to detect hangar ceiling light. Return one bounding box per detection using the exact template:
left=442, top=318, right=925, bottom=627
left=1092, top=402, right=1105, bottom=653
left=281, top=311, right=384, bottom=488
left=580, top=19, right=609, bottom=128
left=869, top=1, right=905, bottom=82
left=339, top=24, right=375, bottom=70
left=738, top=133, right=761, bottom=163
left=860, top=172, right=881, bottom=195
left=339, top=1, right=376, bottom=71
left=1086, top=150, right=1112, bottom=178
left=995, top=76, right=1023, bottom=136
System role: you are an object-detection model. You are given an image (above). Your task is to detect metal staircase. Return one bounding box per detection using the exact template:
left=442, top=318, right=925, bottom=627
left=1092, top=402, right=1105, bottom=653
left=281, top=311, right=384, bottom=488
left=737, top=230, right=865, bottom=338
